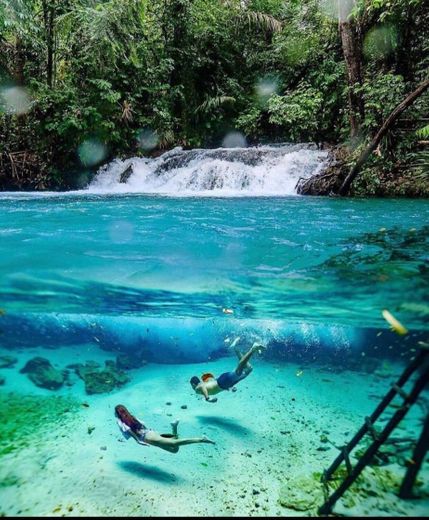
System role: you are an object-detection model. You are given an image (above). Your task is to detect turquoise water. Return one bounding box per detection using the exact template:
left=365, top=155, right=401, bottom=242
left=1, top=191, right=429, bottom=516
left=1, top=194, right=428, bottom=329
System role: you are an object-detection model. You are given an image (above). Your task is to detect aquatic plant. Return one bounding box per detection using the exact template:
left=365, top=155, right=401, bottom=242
left=0, top=391, right=80, bottom=458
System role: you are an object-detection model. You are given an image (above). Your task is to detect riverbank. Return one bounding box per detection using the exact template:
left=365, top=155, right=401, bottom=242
left=296, top=144, right=429, bottom=198
left=1, top=343, right=428, bottom=517
left=1, top=142, right=428, bottom=198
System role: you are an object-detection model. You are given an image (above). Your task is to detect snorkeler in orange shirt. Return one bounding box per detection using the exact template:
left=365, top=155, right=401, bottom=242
left=189, top=338, right=266, bottom=402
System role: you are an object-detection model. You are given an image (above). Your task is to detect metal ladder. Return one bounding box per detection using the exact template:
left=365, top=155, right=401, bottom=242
left=318, top=342, right=429, bottom=516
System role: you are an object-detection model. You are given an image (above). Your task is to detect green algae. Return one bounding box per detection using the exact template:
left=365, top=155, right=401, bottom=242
left=0, top=391, right=80, bottom=458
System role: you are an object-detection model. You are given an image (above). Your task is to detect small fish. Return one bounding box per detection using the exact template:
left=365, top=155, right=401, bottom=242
left=81, top=402, right=90, bottom=408
left=222, top=308, right=233, bottom=314
left=382, top=309, right=408, bottom=335
left=296, top=370, right=303, bottom=377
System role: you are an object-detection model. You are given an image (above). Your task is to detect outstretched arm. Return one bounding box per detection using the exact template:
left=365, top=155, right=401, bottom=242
left=199, top=383, right=218, bottom=403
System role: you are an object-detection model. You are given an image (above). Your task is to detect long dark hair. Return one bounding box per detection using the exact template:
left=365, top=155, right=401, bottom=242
left=115, top=404, right=143, bottom=433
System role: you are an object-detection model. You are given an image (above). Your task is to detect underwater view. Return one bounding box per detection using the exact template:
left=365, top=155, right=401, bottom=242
left=0, top=145, right=428, bottom=517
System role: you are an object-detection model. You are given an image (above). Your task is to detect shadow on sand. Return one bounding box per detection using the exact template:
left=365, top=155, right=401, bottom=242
left=196, top=415, right=252, bottom=436
left=118, top=461, right=183, bottom=484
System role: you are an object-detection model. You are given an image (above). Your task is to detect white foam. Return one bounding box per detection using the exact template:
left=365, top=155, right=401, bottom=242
left=87, top=144, right=328, bottom=197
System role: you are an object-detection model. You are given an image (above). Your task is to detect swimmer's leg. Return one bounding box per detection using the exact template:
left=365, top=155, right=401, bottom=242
left=231, top=336, right=253, bottom=371
left=170, top=419, right=179, bottom=438
left=235, top=342, right=266, bottom=375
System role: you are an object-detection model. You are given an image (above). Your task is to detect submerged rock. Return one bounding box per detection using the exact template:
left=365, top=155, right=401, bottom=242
left=278, top=475, right=324, bottom=512
left=72, top=360, right=130, bottom=394
left=116, top=352, right=147, bottom=371
left=20, top=356, right=65, bottom=390
left=0, top=355, right=18, bottom=368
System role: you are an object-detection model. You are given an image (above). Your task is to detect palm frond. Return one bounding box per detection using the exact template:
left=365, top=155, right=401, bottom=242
left=195, top=95, right=236, bottom=114
left=158, top=129, right=175, bottom=149
left=241, top=10, right=282, bottom=33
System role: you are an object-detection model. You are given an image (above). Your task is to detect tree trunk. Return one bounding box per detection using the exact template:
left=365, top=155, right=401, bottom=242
left=42, top=0, right=55, bottom=87
left=339, top=2, right=364, bottom=138
left=338, top=78, right=429, bottom=196
left=15, top=37, right=26, bottom=85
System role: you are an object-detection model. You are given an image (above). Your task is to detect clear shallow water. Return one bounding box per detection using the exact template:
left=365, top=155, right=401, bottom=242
left=0, top=193, right=428, bottom=332
left=1, top=187, right=429, bottom=517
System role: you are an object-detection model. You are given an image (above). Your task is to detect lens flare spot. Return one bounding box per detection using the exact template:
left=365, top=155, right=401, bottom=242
left=0, top=85, right=32, bottom=115
left=137, top=128, right=158, bottom=152
left=363, top=24, right=398, bottom=60
left=255, top=76, right=279, bottom=106
left=108, top=220, right=134, bottom=244
left=221, top=131, right=247, bottom=148
left=319, top=0, right=354, bottom=22
left=78, top=139, right=107, bottom=167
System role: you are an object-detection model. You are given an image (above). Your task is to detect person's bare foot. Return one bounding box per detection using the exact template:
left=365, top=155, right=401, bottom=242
left=251, top=342, right=266, bottom=354
left=170, top=419, right=179, bottom=437
left=201, top=436, right=216, bottom=445
left=231, top=337, right=241, bottom=348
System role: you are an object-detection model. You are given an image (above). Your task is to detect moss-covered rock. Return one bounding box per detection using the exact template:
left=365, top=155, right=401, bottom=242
left=0, top=355, right=18, bottom=368
left=278, top=474, right=324, bottom=511
left=72, top=360, right=130, bottom=394
left=116, top=352, right=147, bottom=371
left=19, top=357, right=65, bottom=390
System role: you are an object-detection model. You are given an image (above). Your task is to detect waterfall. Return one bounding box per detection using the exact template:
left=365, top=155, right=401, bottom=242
left=87, top=143, right=329, bottom=196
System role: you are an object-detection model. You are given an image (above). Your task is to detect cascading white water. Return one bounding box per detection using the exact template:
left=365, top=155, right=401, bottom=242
left=87, top=143, right=329, bottom=196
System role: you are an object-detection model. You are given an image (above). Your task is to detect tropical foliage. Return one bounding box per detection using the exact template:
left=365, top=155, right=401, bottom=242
left=0, top=0, right=428, bottom=194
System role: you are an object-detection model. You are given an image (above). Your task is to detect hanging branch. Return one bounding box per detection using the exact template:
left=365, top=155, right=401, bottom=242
left=338, top=77, right=429, bottom=196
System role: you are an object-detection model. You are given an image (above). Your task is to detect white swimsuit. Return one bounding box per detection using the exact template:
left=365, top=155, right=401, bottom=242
left=116, top=417, right=151, bottom=445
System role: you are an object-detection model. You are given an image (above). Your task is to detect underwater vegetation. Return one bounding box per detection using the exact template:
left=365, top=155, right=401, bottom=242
left=320, top=225, right=429, bottom=281
left=0, top=392, right=80, bottom=459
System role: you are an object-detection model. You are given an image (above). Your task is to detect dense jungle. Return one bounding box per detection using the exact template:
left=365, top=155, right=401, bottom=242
left=0, top=0, right=428, bottom=196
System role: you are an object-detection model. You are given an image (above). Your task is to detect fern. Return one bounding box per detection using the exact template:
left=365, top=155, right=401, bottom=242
left=416, top=124, right=429, bottom=139
left=409, top=150, right=429, bottom=180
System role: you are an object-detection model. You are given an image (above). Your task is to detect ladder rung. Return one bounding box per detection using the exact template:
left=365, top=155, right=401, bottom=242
left=342, top=446, right=352, bottom=475
left=392, top=383, right=410, bottom=400
left=321, top=468, right=332, bottom=485
left=365, top=416, right=379, bottom=440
